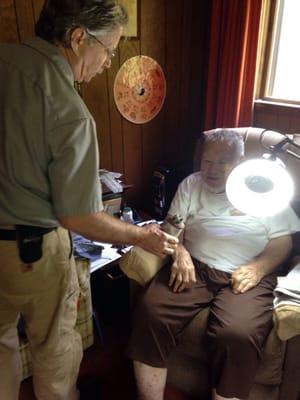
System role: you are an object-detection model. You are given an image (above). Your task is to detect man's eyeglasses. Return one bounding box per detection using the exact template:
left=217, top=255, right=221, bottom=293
left=86, top=31, right=116, bottom=59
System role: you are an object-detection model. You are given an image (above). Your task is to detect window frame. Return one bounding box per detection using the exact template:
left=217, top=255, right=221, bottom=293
left=255, top=0, right=300, bottom=106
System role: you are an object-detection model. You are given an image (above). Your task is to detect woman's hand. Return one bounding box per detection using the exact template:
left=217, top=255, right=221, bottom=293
left=231, top=265, right=265, bottom=294
left=169, top=245, right=196, bottom=292
left=231, top=235, right=292, bottom=294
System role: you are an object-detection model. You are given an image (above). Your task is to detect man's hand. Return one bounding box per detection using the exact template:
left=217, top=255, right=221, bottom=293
left=231, top=265, right=265, bottom=294
left=59, top=212, right=178, bottom=256
left=137, top=223, right=178, bottom=258
left=169, top=245, right=196, bottom=292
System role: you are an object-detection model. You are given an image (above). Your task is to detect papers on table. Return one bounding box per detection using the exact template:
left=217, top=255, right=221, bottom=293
left=99, top=169, right=123, bottom=194
left=89, top=220, right=157, bottom=273
left=90, top=242, right=131, bottom=273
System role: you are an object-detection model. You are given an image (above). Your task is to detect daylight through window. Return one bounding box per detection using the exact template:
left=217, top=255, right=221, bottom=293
left=262, top=0, right=300, bottom=103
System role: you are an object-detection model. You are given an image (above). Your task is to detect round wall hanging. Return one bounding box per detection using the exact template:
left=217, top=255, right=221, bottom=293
left=113, top=55, right=166, bottom=124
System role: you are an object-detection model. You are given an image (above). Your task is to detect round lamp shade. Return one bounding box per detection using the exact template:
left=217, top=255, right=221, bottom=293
left=226, top=158, right=294, bottom=217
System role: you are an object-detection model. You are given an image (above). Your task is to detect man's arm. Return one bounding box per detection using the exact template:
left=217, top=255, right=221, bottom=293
left=231, top=235, right=292, bottom=294
left=59, top=211, right=178, bottom=258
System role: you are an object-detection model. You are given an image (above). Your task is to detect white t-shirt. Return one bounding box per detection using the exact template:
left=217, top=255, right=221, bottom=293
left=168, top=172, right=300, bottom=273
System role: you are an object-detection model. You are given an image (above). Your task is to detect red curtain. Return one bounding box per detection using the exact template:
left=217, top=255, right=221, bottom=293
left=204, top=0, right=262, bottom=130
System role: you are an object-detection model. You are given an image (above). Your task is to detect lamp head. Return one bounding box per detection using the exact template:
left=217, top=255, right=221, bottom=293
left=226, top=157, right=294, bottom=217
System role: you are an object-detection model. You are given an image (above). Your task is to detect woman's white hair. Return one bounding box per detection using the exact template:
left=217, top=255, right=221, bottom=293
left=203, top=128, right=245, bottom=158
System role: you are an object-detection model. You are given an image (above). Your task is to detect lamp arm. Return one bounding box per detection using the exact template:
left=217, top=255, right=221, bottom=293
left=269, top=137, right=291, bottom=154
left=259, top=129, right=290, bottom=153
left=285, top=148, right=300, bottom=160
left=289, top=137, right=300, bottom=149
left=259, top=129, right=300, bottom=160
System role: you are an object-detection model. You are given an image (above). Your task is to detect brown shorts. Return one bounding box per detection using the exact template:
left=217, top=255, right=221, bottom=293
left=127, top=261, right=277, bottom=399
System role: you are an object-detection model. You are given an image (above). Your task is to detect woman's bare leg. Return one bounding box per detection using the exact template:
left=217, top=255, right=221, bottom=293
left=133, top=360, right=167, bottom=400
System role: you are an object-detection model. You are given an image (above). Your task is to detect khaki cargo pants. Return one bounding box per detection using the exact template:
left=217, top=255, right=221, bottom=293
left=0, top=227, right=82, bottom=400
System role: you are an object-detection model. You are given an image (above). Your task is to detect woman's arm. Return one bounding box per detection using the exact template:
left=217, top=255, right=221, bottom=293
left=169, top=243, right=197, bottom=292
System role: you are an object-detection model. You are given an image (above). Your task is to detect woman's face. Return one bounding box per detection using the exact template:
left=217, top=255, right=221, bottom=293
left=201, top=141, right=242, bottom=193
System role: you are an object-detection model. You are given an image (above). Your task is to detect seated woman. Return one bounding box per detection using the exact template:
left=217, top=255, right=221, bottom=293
left=127, top=129, right=300, bottom=400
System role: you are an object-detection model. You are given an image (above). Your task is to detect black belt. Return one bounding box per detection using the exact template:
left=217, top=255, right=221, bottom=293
left=0, top=226, right=55, bottom=241
left=0, top=225, right=58, bottom=263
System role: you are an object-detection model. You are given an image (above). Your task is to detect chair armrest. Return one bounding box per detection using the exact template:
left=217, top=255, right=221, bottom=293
left=273, top=304, right=300, bottom=341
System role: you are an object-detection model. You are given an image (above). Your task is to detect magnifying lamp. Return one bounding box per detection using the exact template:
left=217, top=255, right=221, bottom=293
left=226, top=130, right=300, bottom=217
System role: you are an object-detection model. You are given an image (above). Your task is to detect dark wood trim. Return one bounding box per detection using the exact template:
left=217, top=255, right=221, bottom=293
left=253, top=100, right=300, bottom=133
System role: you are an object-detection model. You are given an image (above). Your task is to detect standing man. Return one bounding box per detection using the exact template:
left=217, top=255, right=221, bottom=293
left=0, top=1, right=178, bottom=399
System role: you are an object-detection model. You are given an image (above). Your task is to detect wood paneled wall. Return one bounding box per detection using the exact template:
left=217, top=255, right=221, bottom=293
left=0, top=0, right=210, bottom=208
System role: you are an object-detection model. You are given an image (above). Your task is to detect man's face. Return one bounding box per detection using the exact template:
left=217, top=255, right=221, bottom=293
left=72, top=25, right=123, bottom=83
left=201, top=141, right=242, bottom=193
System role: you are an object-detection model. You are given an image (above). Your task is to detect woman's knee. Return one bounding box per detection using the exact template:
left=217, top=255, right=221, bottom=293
left=208, top=323, right=256, bottom=350
left=134, top=292, right=165, bottom=327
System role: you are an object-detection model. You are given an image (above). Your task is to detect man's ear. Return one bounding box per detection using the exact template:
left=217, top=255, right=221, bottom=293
left=69, top=27, right=86, bottom=57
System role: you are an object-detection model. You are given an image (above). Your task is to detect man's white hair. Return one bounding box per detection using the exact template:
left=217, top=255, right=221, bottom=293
left=203, top=128, right=244, bottom=158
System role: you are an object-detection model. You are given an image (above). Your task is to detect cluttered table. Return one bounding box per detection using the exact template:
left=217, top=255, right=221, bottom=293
left=72, top=233, right=130, bottom=273
left=72, top=217, right=156, bottom=340
left=72, top=217, right=156, bottom=274
left=89, top=242, right=130, bottom=273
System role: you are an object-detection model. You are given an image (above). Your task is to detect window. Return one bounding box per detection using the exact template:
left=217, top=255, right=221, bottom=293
left=256, top=0, right=300, bottom=104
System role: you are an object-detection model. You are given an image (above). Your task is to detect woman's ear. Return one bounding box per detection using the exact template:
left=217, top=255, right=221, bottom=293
left=69, top=27, right=86, bottom=57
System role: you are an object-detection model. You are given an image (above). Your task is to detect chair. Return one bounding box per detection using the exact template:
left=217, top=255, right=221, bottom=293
left=132, top=127, right=300, bottom=400
left=19, top=258, right=94, bottom=380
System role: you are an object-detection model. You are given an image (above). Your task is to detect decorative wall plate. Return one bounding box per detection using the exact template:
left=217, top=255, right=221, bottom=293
left=113, top=55, right=166, bottom=124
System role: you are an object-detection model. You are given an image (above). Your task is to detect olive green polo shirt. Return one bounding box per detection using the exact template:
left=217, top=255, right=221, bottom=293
left=0, top=37, right=103, bottom=227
